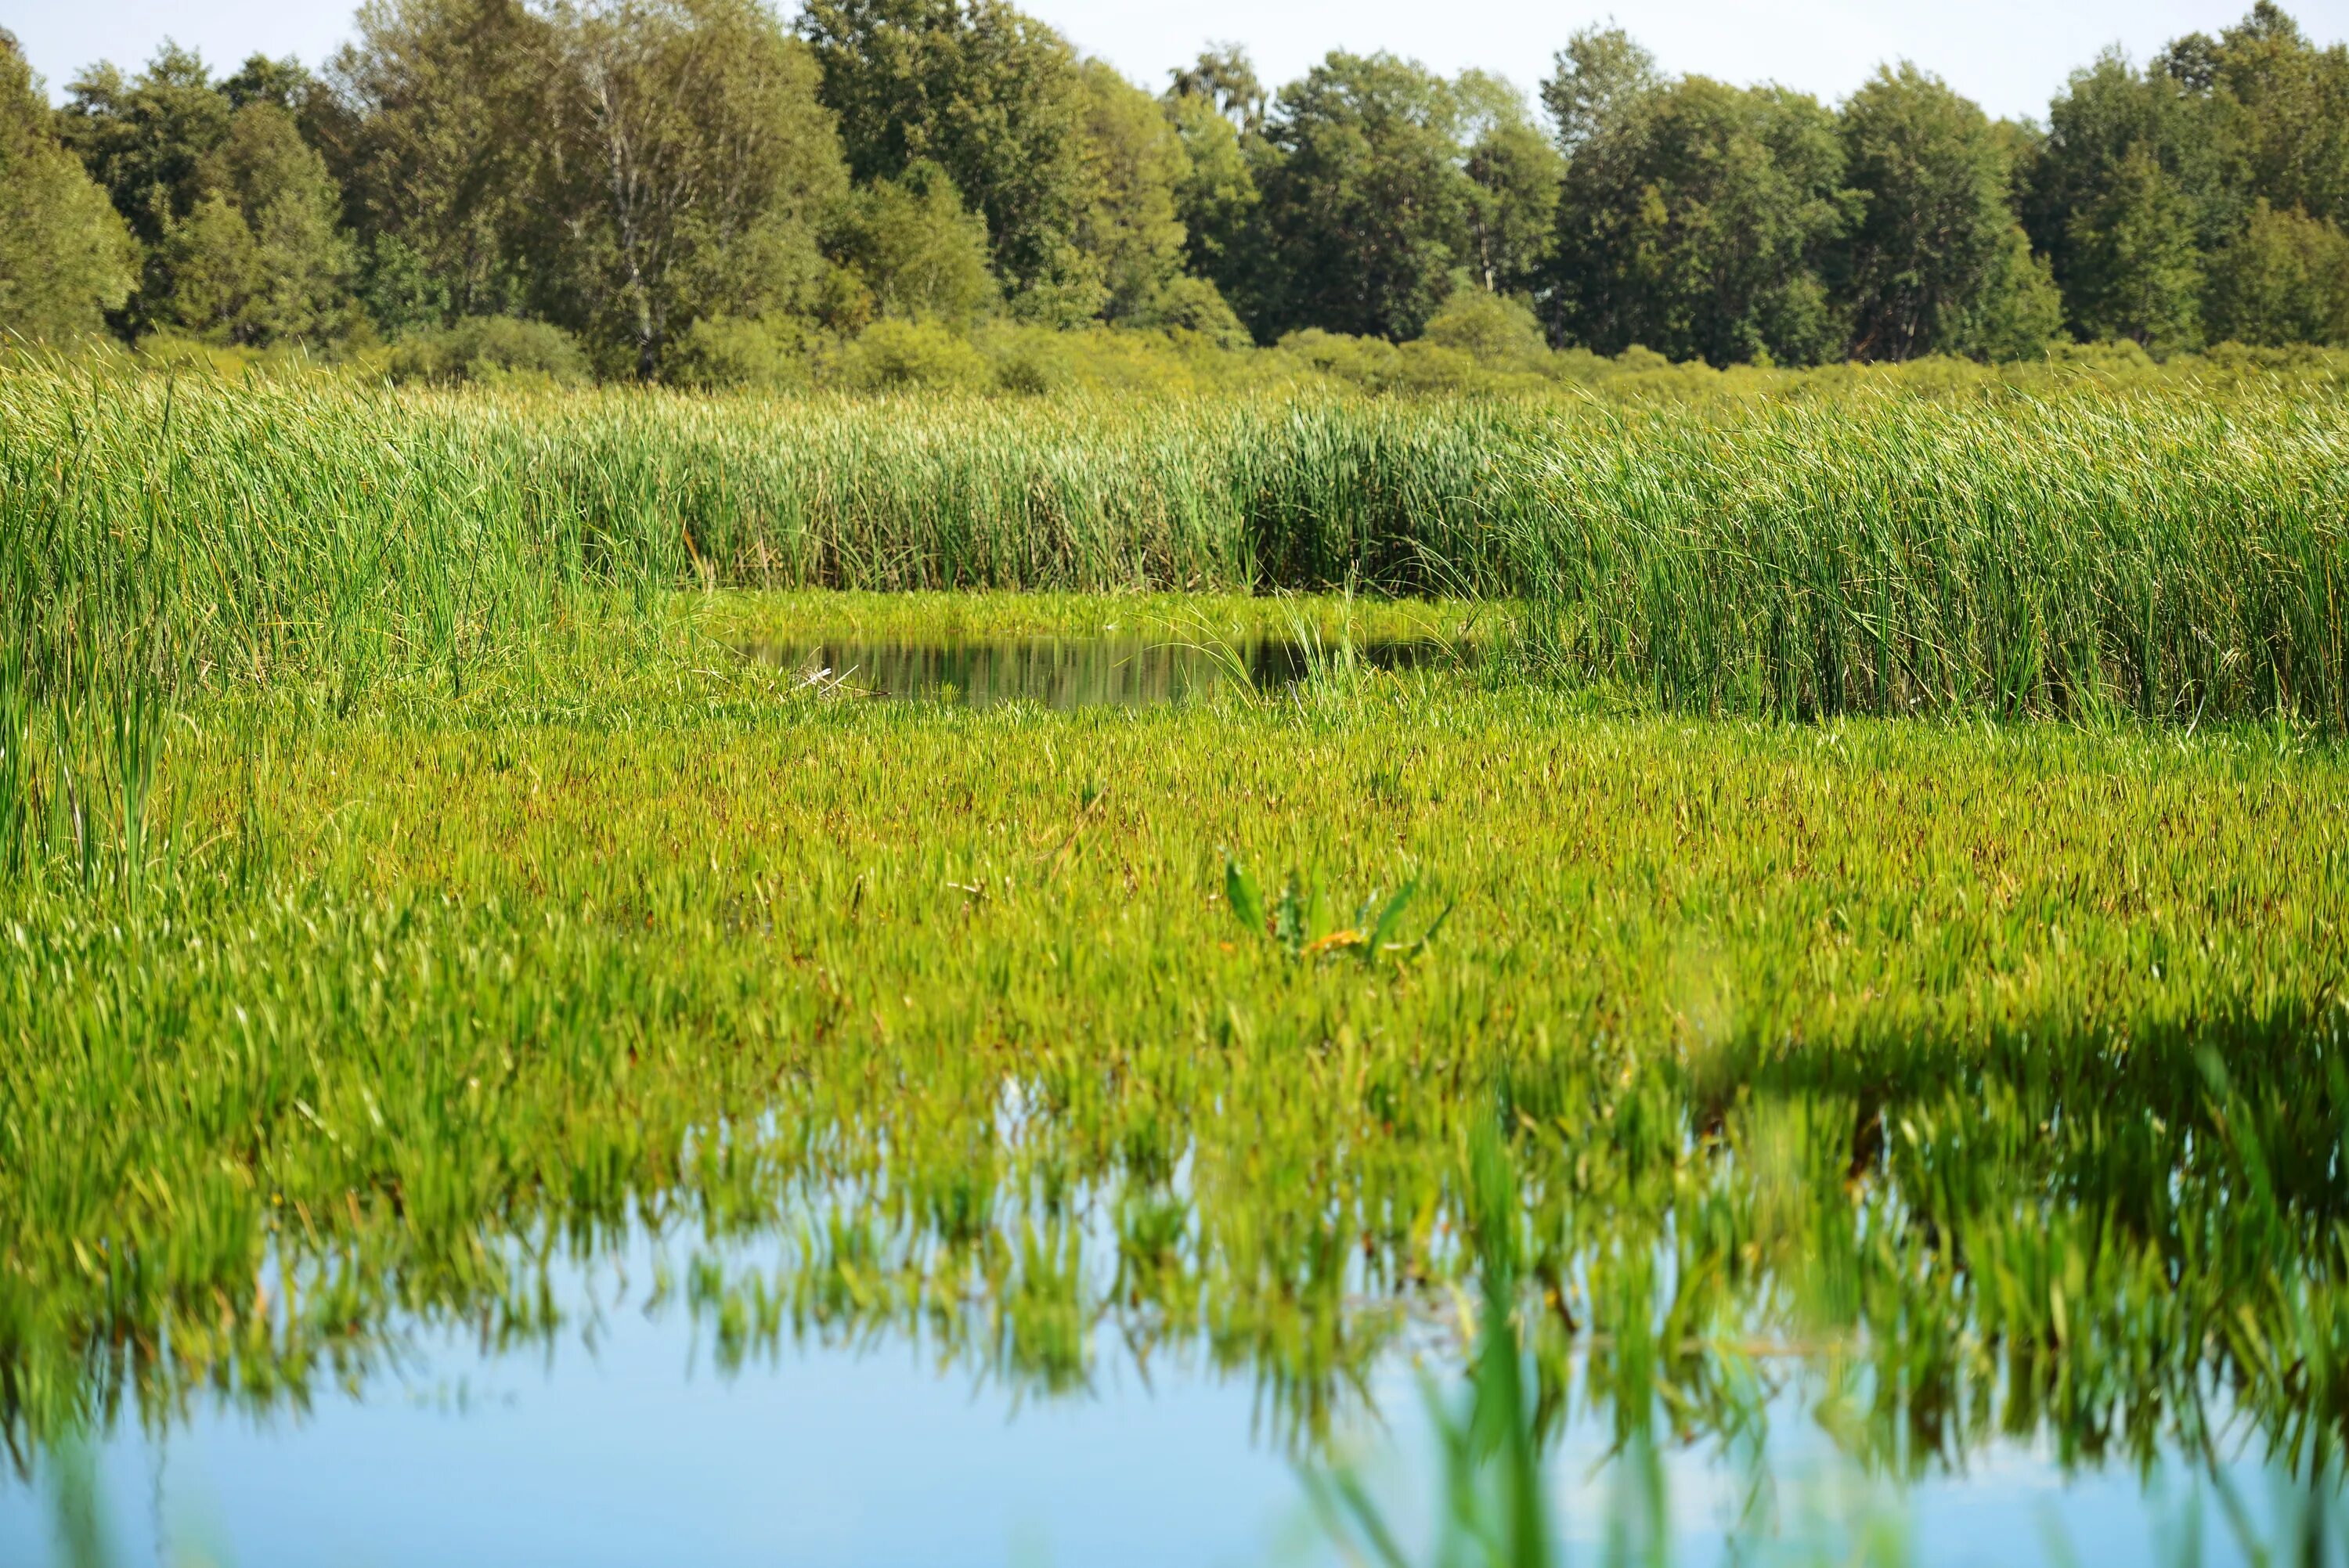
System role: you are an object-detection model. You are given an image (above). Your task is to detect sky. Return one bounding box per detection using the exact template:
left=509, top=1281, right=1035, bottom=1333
left=12, top=0, right=2348, bottom=122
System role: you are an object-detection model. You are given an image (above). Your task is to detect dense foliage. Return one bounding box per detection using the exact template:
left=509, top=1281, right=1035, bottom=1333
left=2, top=4, right=2347, bottom=377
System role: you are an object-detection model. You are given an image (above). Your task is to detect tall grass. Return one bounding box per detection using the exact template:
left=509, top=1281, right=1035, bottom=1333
left=4, top=362, right=2343, bottom=723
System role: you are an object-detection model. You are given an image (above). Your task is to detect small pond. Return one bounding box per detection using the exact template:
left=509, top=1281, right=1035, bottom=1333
left=742, top=634, right=1459, bottom=708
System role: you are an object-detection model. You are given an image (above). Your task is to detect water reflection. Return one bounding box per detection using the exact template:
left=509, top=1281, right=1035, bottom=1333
left=0, top=1231, right=2332, bottom=1568
left=6, top=982, right=2348, bottom=1561
left=741, top=634, right=1456, bottom=708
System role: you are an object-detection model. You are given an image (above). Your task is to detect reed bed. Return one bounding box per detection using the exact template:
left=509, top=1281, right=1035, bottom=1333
left=4, top=364, right=2344, bottom=723
left=5, top=353, right=2349, bottom=1544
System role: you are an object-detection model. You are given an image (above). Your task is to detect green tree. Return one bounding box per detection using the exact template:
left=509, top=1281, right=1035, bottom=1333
left=1958, top=225, right=2066, bottom=360
left=829, top=158, right=996, bottom=326
left=1075, top=59, right=1189, bottom=321
left=2063, top=140, right=2208, bottom=349
left=1539, top=25, right=1657, bottom=158
left=56, top=43, right=236, bottom=332
left=1162, top=70, right=1263, bottom=331
left=1463, top=120, right=1561, bottom=300
left=1167, top=42, right=1265, bottom=132
left=2023, top=49, right=2235, bottom=348
left=162, top=100, right=355, bottom=344
left=799, top=0, right=1098, bottom=315
left=1249, top=51, right=1475, bottom=341
left=1550, top=72, right=1854, bottom=366
left=544, top=0, right=847, bottom=378
left=327, top=0, right=559, bottom=323
left=1838, top=63, right=2058, bottom=359
left=218, top=53, right=316, bottom=114
left=0, top=33, right=135, bottom=341
left=2189, top=3, right=2349, bottom=228
left=2206, top=196, right=2349, bottom=344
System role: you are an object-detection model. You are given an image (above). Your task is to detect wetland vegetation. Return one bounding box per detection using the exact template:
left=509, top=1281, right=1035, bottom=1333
left=3, top=351, right=2348, bottom=1562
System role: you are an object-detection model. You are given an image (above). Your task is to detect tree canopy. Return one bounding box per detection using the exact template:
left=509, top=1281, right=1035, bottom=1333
left=8, top=2, right=2347, bottom=369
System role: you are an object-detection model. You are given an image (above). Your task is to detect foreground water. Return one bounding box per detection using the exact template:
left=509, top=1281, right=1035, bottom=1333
left=0, top=1217, right=2322, bottom=1568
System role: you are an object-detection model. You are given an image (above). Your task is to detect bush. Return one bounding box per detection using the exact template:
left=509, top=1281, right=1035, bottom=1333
left=387, top=316, right=589, bottom=386
left=662, top=315, right=812, bottom=391
left=1416, top=290, right=1550, bottom=369
left=839, top=317, right=990, bottom=391
left=1125, top=278, right=1253, bottom=351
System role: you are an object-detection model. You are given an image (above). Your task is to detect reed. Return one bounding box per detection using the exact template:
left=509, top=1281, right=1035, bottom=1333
left=5, top=362, right=2343, bottom=723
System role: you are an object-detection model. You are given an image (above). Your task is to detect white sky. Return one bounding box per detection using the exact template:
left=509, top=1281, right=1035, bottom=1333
left=11, top=0, right=2348, bottom=122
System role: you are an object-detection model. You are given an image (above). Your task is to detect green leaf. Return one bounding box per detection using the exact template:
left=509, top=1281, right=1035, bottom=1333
left=1222, top=852, right=1264, bottom=936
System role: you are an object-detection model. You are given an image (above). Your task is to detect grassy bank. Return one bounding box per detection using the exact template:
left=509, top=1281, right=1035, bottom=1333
left=5, top=365, right=2344, bottom=724
left=2, top=608, right=2345, bottom=1473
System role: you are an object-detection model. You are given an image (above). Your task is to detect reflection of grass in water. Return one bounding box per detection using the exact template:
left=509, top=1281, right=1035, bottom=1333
left=1311, top=1128, right=2349, bottom=1568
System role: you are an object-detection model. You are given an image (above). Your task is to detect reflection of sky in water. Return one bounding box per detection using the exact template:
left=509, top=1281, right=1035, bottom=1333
left=0, top=1227, right=2303, bottom=1567
left=745, top=636, right=1455, bottom=709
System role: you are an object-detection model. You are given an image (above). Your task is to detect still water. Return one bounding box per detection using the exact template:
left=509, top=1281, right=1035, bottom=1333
left=0, top=1217, right=2321, bottom=1568
left=742, top=633, right=1455, bottom=708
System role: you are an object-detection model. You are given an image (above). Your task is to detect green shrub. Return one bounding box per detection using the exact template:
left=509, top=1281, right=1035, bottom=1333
left=388, top=316, right=590, bottom=386
left=662, top=315, right=813, bottom=391
left=1416, top=290, right=1550, bottom=369
left=839, top=318, right=990, bottom=391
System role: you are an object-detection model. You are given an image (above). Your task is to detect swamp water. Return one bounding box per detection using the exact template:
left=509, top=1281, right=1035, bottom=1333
left=2, top=1108, right=2338, bottom=1568
left=0, top=1216, right=2322, bottom=1568
left=741, top=633, right=1456, bottom=708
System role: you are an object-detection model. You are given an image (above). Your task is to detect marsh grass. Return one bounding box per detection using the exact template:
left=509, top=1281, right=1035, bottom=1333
left=5, top=363, right=2344, bottom=725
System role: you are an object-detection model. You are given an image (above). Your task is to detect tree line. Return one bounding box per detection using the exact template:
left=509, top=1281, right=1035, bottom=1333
left=2, top=0, right=2346, bottom=381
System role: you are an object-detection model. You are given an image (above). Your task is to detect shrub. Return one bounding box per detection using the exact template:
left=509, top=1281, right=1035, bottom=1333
left=839, top=317, right=990, bottom=391
left=662, top=315, right=813, bottom=391
left=388, top=316, right=590, bottom=386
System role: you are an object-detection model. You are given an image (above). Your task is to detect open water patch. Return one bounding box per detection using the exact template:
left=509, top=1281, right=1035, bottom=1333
left=0, top=1213, right=2322, bottom=1568
left=742, top=633, right=1458, bottom=708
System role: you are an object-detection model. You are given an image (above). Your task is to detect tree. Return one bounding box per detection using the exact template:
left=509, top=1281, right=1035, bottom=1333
left=1249, top=52, right=1475, bottom=341
left=1540, top=25, right=1657, bottom=158
left=327, top=0, right=560, bottom=323
left=1550, top=73, right=1854, bottom=366
left=1837, top=64, right=2056, bottom=359
left=2206, top=196, right=2349, bottom=344
left=2191, top=3, right=2349, bottom=228
left=2023, top=49, right=2235, bottom=348
left=545, top=0, right=847, bottom=378
left=1163, top=67, right=1263, bottom=330
left=56, top=43, right=236, bottom=333
left=829, top=157, right=995, bottom=325
left=1958, top=225, right=2066, bottom=360
left=2063, top=140, right=2208, bottom=349
left=162, top=100, right=355, bottom=344
left=1168, top=42, right=1265, bottom=132
left=219, top=53, right=316, bottom=114
left=0, top=32, right=135, bottom=341
left=799, top=0, right=1098, bottom=315
left=55, top=44, right=355, bottom=344
left=1075, top=59, right=1189, bottom=321
left=1463, top=121, right=1561, bottom=299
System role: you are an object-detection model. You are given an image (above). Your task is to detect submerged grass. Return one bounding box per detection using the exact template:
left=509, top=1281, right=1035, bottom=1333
left=2, top=616, right=2344, bottom=1494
